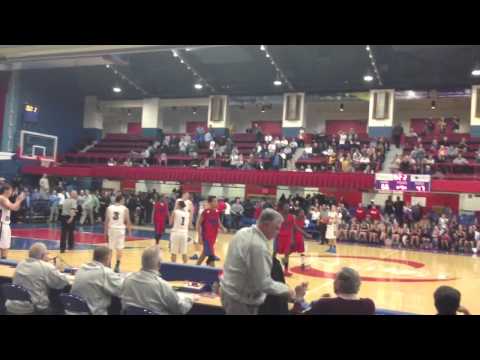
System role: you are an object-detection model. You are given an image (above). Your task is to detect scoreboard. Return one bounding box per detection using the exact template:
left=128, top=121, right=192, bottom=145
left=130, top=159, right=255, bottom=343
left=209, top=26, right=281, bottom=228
left=23, top=104, right=39, bottom=123
left=375, top=173, right=431, bottom=192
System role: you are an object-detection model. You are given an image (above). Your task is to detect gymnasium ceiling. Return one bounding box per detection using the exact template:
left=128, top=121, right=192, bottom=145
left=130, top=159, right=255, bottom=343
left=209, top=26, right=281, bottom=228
left=1, top=45, right=479, bottom=100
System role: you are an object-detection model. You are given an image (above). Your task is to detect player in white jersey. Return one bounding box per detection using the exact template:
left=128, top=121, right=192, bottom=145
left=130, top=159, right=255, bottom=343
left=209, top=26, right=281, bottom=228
left=0, top=184, right=25, bottom=259
left=105, top=194, right=132, bottom=273
left=169, top=201, right=191, bottom=264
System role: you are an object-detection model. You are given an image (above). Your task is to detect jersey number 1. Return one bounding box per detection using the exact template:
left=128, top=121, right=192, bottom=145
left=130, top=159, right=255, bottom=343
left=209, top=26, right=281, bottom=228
left=181, top=217, right=185, bottom=226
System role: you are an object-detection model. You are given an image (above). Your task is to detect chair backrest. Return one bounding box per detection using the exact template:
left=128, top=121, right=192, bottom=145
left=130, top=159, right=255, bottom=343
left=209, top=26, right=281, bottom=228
left=2, top=284, right=32, bottom=302
left=124, top=306, right=156, bottom=315
left=59, top=293, right=91, bottom=315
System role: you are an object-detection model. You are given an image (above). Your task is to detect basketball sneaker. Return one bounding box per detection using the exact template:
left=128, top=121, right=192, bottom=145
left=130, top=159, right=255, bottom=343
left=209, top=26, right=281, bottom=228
left=190, top=254, right=199, bottom=260
left=284, top=270, right=293, bottom=277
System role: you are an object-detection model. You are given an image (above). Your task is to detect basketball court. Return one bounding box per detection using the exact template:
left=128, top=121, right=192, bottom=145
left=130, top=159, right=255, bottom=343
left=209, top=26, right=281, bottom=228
left=3, top=223, right=480, bottom=315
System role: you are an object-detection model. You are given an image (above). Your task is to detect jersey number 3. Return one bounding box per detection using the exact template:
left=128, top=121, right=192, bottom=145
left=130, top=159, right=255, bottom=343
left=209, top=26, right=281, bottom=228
left=113, top=212, right=120, bottom=221
left=181, top=217, right=185, bottom=226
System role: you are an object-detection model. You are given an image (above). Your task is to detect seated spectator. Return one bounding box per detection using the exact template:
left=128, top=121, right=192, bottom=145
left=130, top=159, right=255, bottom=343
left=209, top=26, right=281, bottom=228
left=338, top=131, right=348, bottom=150
left=439, top=135, right=449, bottom=147
left=121, top=246, right=195, bottom=315
left=123, top=158, right=133, bottom=167
left=280, top=137, right=289, bottom=148
left=6, top=243, right=70, bottom=314
left=457, top=137, right=468, bottom=152
left=184, top=133, right=192, bottom=145
left=305, top=165, right=313, bottom=173
left=312, top=142, right=321, bottom=155
left=447, top=145, right=458, bottom=159
left=297, top=127, right=305, bottom=147
left=452, top=117, right=460, bottom=133
left=265, top=134, right=273, bottom=143
left=290, top=139, right=298, bottom=150
left=430, top=139, right=439, bottom=153
left=439, top=117, right=447, bottom=134
left=391, top=155, right=401, bottom=173
left=159, top=152, right=168, bottom=167
left=163, top=135, right=171, bottom=147
left=305, top=267, right=375, bottom=315
left=434, top=286, right=470, bottom=315
left=323, top=146, right=335, bottom=157
left=476, top=148, right=480, bottom=163
left=453, top=153, right=468, bottom=165
left=107, top=158, right=116, bottom=167
left=304, top=144, right=313, bottom=158
left=341, top=154, right=353, bottom=173
left=422, top=154, right=435, bottom=174
left=70, top=246, right=123, bottom=315
left=204, top=131, right=213, bottom=143
left=438, top=145, right=447, bottom=162
left=268, top=142, right=277, bottom=155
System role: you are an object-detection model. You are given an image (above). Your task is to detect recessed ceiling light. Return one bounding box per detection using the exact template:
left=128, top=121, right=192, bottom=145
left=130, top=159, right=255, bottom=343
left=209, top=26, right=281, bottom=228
left=106, top=64, right=110, bottom=68
left=274, top=79, right=282, bottom=86
left=172, top=50, right=178, bottom=57
left=266, top=53, right=270, bottom=58
left=407, top=90, right=416, bottom=98
left=472, top=67, right=480, bottom=77
left=113, top=87, right=122, bottom=93
left=431, top=101, right=436, bottom=110
left=366, top=45, right=370, bottom=51
left=194, top=83, right=203, bottom=90
left=339, top=103, right=345, bottom=112
left=260, top=45, right=266, bottom=51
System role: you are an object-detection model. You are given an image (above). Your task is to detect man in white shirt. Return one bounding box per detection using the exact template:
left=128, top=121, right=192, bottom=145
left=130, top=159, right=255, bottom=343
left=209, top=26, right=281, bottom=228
left=220, top=209, right=300, bottom=315
left=6, top=243, right=70, bottom=314
left=71, top=246, right=123, bottom=315
left=121, top=246, right=195, bottom=315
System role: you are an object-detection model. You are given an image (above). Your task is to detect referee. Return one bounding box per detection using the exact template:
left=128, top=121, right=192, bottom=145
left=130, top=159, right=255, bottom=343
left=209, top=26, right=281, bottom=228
left=60, top=190, right=78, bottom=253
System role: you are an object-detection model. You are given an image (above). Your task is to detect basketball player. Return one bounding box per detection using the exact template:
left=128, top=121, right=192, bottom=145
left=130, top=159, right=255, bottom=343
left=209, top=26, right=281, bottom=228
left=276, top=203, right=307, bottom=277
left=0, top=184, right=25, bottom=259
left=105, top=194, right=132, bottom=273
left=169, top=200, right=190, bottom=264
left=196, top=196, right=226, bottom=267
left=326, top=205, right=342, bottom=253
left=153, top=194, right=170, bottom=245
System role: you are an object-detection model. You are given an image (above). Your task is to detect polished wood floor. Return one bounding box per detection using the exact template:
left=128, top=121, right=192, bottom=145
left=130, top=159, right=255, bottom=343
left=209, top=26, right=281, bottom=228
left=7, top=228, right=480, bottom=315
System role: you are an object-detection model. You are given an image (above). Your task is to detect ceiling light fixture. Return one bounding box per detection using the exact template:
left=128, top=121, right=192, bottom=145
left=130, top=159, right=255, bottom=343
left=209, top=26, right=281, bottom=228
left=472, top=64, right=480, bottom=77
left=194, top=82, right=203, bottom=90
left=260, top=45, right=266, bottom=51
left=431, top=101, right=436, bottom=110
left=261, top=105, right=266, bottom=113
left=364, top=74, right=374, bottom=82
left=193, top=107, right=197, bottom=115
left=113, top=86, right=122, bottom=93
left=339, top=103, right=345, bottom=112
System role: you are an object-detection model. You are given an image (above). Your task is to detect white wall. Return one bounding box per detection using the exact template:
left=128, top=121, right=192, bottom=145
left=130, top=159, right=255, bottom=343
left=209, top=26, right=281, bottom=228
left=201, top=184, right=245, bottom=199
left=305, top=101, right=369, bottom=133
left=162, top=107, right=208, bottom=133
left=395, top=97, right=471, bottom=135
left=459, top=193, right=480, bottom=212
left=229, top=105, right=283, bottom=133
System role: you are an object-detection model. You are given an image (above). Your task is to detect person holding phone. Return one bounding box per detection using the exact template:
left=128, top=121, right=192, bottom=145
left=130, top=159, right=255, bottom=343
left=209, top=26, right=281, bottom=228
left=0, top=183, right=25, bottom=259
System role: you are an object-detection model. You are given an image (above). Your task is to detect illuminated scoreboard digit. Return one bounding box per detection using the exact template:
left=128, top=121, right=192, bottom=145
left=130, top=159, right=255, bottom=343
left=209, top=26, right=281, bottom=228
left=375, top=173, right=431, bottom=192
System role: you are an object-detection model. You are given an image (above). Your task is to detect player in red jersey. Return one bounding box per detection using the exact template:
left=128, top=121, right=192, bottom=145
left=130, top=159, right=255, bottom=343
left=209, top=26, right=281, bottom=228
left=196, top=196, right=226, bottom=267
left=276, top=203, right=309, bottom=277
left=292, top=209, right=312, bottom=271
left=153, top=194, right=170, bottom=245
left=355, top=203, right=367, bottom=222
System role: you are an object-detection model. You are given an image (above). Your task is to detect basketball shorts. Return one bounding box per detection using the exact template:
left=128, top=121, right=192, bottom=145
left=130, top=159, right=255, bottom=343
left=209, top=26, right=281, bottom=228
left=0, top=223, right=11, bottom=250
left=170, top=232, right=188, bottom=255
left=108, top=228, right=126, bottom=250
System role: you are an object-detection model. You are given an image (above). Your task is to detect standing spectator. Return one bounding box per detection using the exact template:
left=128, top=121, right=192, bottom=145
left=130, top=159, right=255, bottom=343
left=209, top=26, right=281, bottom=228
left=231, top=198, right=244, bottom=230
left=392, top=124, right=404, bottom=148
left=384, top=196, right=394, bottom=218
left=220, top=209, right=299, bottom=315
left=48, top=190, right=60, bottom=223
left=39, top=174, right=50, bottom=199
left=394, top=196, right=404, bottom=225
